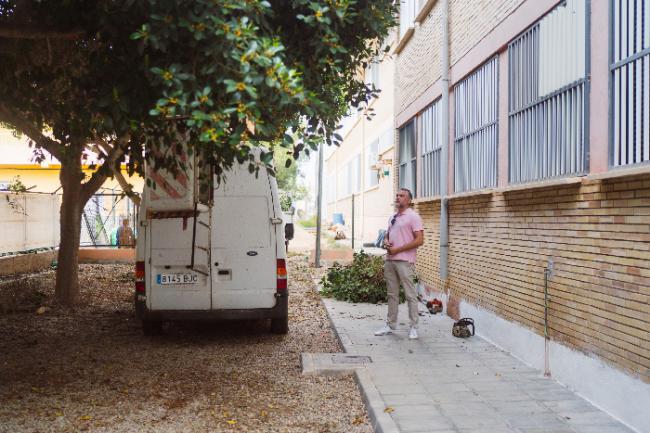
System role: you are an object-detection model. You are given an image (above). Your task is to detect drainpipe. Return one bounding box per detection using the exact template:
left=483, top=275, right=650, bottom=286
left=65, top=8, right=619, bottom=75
left=440, top=0, right=450, bottom=283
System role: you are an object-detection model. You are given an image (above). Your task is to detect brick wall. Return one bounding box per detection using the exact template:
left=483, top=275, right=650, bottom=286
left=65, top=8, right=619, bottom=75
left=415, top=174, right=650, bottom=382
left=449, top=0, right=524, bottom=67
left=396, top=0, right=525, bottom=117
left=414, top=201, right=442, bottom=290
left=396, top=5, right=442, bottom=115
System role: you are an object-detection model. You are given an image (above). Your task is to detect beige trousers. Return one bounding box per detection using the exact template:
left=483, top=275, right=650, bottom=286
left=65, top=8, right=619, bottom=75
left=384, top=260, right=419, bottom=329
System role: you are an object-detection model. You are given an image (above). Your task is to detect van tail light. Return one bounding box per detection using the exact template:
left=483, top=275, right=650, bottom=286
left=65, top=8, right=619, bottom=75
left=135, top=261, right=145, bottom=293
left=277, top=259, right=287, bottom=294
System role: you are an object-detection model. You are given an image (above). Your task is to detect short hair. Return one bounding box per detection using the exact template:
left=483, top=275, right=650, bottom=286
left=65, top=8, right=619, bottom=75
left=399, top=188, right=413, bottom=200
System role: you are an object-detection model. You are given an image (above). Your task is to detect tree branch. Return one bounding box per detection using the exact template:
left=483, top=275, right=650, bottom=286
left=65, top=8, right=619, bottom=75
left=0, top=103, right=64, bottom=161
left=91, top=138, right=141, bottom=206
left=80, top=134, right=129, bottom=203
left=0, top=28, right=84, bottom=40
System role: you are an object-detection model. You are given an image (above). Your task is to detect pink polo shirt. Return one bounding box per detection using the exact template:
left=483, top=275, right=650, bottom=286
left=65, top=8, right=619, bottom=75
left=386, top=207, right=423, bottom=263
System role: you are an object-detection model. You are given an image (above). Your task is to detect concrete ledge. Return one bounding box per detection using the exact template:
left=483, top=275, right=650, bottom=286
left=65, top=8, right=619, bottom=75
left=301, top=353, right=372, bottom=376
left=0, top=250, right=57, bottom=277
left=78, top=248, right=135, bottom=264
left=308, top=248, right=353, bottom=265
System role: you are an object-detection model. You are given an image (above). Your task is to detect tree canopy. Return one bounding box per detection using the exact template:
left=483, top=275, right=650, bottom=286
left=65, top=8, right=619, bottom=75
left=0, top=0, right=396, bottom=303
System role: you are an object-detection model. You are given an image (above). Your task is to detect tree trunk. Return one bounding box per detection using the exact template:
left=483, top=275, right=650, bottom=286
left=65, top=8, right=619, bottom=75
left=54, top=151, right=85, bottom=305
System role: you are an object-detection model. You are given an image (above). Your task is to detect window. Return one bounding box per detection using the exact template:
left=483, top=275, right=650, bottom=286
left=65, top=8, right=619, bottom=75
left=508, top=0, right=587, bottom=183
left=612, top=0, right=650, bottom=166
left=378, top=128, right=394, bottom=154
left=399, top=0, right=417, bottom=38
left=339, top=155, right=361, bottom=197
left=454, top=57, right=499, bottom=193
left=419, top=98, right=443, bottom=197
left=366, top=60, right=380, bottom=90
left=325, top=172, right=336, bottom=203
left=366, top=139, right=379, bottom=188
left=338, top=166, right=348, bottom=198
left=350, top=154, right=361, bottom=194
left=398, top=121, right=417, bottom=196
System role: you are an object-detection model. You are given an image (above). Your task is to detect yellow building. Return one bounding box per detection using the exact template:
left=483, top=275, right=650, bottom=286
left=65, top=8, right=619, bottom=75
left=0, top=128, right=144, bottom=246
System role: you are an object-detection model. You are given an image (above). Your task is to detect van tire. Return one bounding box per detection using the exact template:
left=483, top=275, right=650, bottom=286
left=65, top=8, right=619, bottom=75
left=270, top=315, right=288, bottom=334
left=142, top=320, right=163, bottom=336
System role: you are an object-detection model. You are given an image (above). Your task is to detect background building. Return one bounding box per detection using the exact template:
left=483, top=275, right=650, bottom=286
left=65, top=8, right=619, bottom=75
left=324, top=33, right=397, bottom=245
left=393, top=1, right=649, bottom=431
left=0, top=129, right=144, bottom=247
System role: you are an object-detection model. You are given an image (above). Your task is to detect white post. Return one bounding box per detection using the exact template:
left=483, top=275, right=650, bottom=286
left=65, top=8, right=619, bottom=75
left=315, top=143, right=324, bottom=267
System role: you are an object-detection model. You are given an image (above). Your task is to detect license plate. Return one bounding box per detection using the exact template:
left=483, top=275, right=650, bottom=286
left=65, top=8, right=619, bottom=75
left=157, top=273, right=198, bottom=285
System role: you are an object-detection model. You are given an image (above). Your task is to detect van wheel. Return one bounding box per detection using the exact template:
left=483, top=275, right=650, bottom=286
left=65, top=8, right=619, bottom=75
left=271, top=315, right=288, bottom=334
left=142, top=320, right=163, bottom=336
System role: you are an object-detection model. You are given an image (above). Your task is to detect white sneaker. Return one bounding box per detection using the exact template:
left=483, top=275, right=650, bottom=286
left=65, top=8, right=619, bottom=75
left=409, top=327, right=418, bottom=340
left=374, top=325, right=393, bottom=336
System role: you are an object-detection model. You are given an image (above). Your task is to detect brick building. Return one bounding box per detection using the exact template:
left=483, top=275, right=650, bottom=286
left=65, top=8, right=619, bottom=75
left=393, top=1, right=649, bottom=431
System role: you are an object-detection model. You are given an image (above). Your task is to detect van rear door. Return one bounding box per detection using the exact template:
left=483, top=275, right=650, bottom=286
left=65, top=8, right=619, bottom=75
left=211, top=168, right=277, bottom=310
left=148, top=212, right=211, bottom=310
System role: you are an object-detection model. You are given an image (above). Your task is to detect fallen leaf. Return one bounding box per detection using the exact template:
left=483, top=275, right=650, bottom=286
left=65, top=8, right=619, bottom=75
left=259, top=410, right=268, bottom=418
left=226, top=419, right=237, bottom=425
left=36, top=306, right=49, bottom=315
left=54, top=412, right=63, bottom=417
left=79, top=415, right=92, bottom=421
left=384, top=407, right=394, bottom=413
left=352, top=416, right=365, bottom=425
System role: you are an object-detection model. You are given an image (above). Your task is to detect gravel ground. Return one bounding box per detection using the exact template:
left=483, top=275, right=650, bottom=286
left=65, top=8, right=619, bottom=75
left=0, top=255, right=372, bottom=433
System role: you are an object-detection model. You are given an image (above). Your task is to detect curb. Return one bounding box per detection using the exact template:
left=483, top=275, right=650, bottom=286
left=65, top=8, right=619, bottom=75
left=354, top=369, right=401, bottom=433
left=320, top=297, right=401, bottom=433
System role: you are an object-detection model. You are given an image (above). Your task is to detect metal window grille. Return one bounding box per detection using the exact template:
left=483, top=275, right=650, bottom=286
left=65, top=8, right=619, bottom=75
left=418, top=98, right=443, bottom=197
left=508, top=0, right=588, bottom=184
left=399, top=121, right=417, bottom=196
left=454, top=57, right=499, bottom=193
left=611, top=0, right=650, bottom=167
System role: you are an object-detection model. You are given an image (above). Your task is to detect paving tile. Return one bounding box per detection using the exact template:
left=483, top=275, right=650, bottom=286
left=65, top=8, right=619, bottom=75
left=320, top=299, right=633, bottom=433
left=394, top=416, right=456, bottom=432
left=383, top=392, right=436, bottom=406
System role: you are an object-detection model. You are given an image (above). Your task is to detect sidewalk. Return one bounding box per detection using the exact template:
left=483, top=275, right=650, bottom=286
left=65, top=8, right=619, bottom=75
left=320, top=299, right=635, bottom=433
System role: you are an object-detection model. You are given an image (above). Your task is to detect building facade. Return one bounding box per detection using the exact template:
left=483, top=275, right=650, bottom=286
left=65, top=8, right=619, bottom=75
left=394, top=0, right=649, bottom=431
left=324, top=34, right=397, bottom=245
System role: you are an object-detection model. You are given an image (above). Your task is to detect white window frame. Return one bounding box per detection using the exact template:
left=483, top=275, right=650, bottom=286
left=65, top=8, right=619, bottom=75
left=399, top=0, right=417, bottom=39
left=365, top=139, right=380, bottom=189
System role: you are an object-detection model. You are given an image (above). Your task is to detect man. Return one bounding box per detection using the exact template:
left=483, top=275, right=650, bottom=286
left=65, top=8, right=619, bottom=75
left=116, top=218, right=135, bottom=248
left=375, top=188, right=424, bottom=340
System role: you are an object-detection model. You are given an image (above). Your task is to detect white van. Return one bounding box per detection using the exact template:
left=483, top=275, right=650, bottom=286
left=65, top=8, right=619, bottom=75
left=134, top=153, right=288, bottom=335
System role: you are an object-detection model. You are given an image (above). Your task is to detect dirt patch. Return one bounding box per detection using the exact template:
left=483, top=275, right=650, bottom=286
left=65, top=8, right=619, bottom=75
left=0, top=256, right=371, bottom=433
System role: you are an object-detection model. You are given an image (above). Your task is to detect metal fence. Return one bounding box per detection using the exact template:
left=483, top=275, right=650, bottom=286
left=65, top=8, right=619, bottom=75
left=398, top=121, right=417, bottom=197
left=508, top=0, right=588, bottom=183
left=611, top=0, right=650, bottom=167
left=418, top=98, right=443, bottom=197
left=454, top=57, right=499, bottom=193
left=81, top=191, right=138, bottom=247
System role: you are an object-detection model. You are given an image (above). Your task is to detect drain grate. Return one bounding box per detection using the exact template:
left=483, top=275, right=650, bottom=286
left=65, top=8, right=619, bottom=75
left=331, top=354, right=372, bottom=365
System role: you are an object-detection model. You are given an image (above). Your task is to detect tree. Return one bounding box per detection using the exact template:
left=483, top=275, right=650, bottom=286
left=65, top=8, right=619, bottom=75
left=0, top=0, right=396, bottom=304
